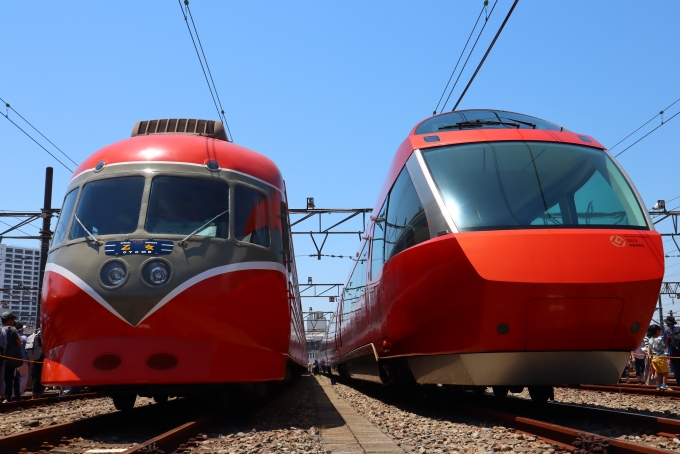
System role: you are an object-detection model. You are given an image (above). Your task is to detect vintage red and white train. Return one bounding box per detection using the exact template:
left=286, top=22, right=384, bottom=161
left=41, top=119, right=306, bottom=410
left=322, top=109, right=664, bottom=402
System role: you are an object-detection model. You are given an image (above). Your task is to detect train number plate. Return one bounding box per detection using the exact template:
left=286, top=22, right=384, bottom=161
left=104, top=240, right=174, bottom=256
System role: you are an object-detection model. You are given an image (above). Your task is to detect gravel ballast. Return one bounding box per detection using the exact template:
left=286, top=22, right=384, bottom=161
left=0, top=396, right=153, bottom=437
left=320, top=376, right=556, bottom=454
left=194, top=377, right=325, bottom=454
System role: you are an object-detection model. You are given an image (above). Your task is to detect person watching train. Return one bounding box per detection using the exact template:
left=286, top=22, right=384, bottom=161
left=1, top=312, right=24, bottom=402
left=15, top=323, right=29, bottom=397
left=648, top=324, right=672, bottom=390
left=664, top=316, right=680, bottom=378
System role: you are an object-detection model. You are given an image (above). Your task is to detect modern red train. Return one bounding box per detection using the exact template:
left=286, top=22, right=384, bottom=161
left=322, top=109, right=664, bottom=402
left=41, top=119, right=306, bottom=409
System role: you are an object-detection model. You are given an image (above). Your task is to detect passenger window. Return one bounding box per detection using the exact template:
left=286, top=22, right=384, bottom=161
left=343, top=242, right=368, bottom=315
left=371, top=200, right=387, bottom=280
left=384, top=167, right=430, bottom=260
left=234, top=186, right=270, bottom=247
left=53, top=188, right=78, bottom=245
left=70, top=177, right=145, bottom=239
left=280, top=201, right=292, bottom=271
left=146, top=176, right=229, bottom=239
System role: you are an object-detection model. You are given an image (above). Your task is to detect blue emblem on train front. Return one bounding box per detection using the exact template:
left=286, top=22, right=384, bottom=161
left=104, top=240, right=174, bottom=256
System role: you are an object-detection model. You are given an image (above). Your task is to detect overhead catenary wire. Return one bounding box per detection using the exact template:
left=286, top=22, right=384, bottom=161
left=433, top=3, right=486, bottom=115
left=0, top=97, right=78, bottom=167
left=177, top=0, right=233, bottom=142
left=609, top=97, right=680, bottom=152
left=614, top=110, right=680, bottom=158
left=0, top=102, right=73, bottom=172
left=441, top=0, right=500, bottom=113
left=452, top=0, right=520, bottom=111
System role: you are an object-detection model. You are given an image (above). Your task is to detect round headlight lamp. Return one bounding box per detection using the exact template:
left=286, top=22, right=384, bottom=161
left=99, top=260, right=129, bottom=289
left=141, top=259, right=172, bottom=287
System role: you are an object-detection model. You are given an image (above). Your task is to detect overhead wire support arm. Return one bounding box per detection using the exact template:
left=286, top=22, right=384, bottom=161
left=289, top=207, right=372, bottom=260
left=452, top=0, right=520, bottom=111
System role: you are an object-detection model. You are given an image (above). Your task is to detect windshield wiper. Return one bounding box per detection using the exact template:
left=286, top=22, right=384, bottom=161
left=74, top=215, right=103, bottom=246
left=178, top=210, right=229, bottom=246
left=506, top=117, right=537, bottom=129
left=438, top=120, right=520, bottom=130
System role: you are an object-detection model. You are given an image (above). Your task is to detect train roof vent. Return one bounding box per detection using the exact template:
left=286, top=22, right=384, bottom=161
left=131, top=119, right=228, bottom=141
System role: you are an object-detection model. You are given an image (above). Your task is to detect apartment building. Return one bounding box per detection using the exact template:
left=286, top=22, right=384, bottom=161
left=0, top=244, right=41, bottom=323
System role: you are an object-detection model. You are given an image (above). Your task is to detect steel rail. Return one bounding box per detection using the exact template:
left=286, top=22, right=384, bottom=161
left=0, top=392, right=101, bottom=414
left=122, top=412, right=222, bottom=454
left=564, top=383, right=680, bottom=398
left=457, top=402, right=669, bottom=454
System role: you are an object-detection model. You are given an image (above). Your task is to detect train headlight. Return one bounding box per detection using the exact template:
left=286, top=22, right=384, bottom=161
left=141, top=260, right=172, bottom=287
left=99, top=260, right=128, bottom=288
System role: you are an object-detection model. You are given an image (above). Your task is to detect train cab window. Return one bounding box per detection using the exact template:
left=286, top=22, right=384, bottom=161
left=343, top=242, right=368, bottom=315
left=234, top=186, right=270, bottom=247
left=145, top=176, right=229, bottom=239
left=422, top=141, right=648, bottom=230
left=53, top=188, right=78, bottom=245
left=384, top=167, right=431, bottom=260
left=70, top=177, right=145, bottom=239
left=370, top=200, right=387, bottom=280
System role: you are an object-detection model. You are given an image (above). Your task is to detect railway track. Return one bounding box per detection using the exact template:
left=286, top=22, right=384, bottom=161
left=566, top=384, right=680, bottom=399
left=329, top=376, right=680, bottom=454
left=0, top=392, right=101, bottom=414
left=0, top=379, right=302, bottom=454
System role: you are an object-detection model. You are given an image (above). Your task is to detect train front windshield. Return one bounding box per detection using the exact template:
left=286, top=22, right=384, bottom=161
left=421, top=141, right=648, bottom=231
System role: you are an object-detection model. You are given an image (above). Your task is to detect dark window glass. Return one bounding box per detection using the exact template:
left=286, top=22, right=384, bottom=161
left=281, top=202, right=291, bottom=271
left=145, top=176, right=229, bottom=238
left=70, top=177, right=145, bottom=239
left=53, top=188, right=78, bottom=244
left=370, top=200, right=387, bottom=280
left=235, top=186, right=270, bottom=247
left=343, top=243, right=368, bottom=316
left=423, top=141, right=648, bottom=230
left=415, top=110, right=563, bottom=135
left=384, top=168, right=431, bottom=260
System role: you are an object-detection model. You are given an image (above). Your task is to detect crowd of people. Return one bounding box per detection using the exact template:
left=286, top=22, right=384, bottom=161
left=0, top=311, right=45, bottom=402
left=309, top=359, right=325, bottom=375
left=627, top=315, right=680, bottom=390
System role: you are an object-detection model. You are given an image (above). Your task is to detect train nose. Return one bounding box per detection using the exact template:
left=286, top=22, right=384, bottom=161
left=453, top=229, right=663, bottom=352
left=526, top=297, right=624, bottom=350
left=455, top=229, right=664, bottom=285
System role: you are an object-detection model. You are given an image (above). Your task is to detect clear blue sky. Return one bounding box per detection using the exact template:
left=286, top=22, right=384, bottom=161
left=2, top=1, right=679, bottom=316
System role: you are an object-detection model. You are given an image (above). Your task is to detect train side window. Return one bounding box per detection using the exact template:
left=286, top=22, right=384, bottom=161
left=70, top=176, right=145, bottom=240
left=371, top=200, right=387, bottom=280
left=52, top=188, right=78, bottom=245
left=280, top=201, right=292, bottom=271
left=234, top=186, right=270, bottom=247
left=343, top=242, right=368, bottom=314
left=384, top=167, right=430, bottom=260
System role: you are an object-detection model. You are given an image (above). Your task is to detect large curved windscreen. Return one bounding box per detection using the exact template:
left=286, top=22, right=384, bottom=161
left=422, top=142, right=647, bottom=230
left=145, top=176, right=229, bottom=239
left=70, top=177, right=145, bottom=240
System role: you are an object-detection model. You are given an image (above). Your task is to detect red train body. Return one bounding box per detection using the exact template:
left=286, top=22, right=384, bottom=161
left=323, top=110, right=663, bottom=395
left=41, top=120, right=306, bottom=404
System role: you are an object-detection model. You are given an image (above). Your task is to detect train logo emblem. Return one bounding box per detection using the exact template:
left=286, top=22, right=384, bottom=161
left=609, top=235, right=626, bottom=248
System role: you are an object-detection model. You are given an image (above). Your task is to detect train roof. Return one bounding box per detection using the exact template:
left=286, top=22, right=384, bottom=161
left=373, top=109, right=607, bottom=218
left=71, top=120, right=284, bottom=190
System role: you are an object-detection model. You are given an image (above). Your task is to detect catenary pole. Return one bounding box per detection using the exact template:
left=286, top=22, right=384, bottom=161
left=36, top=167, right=53, bottom=329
